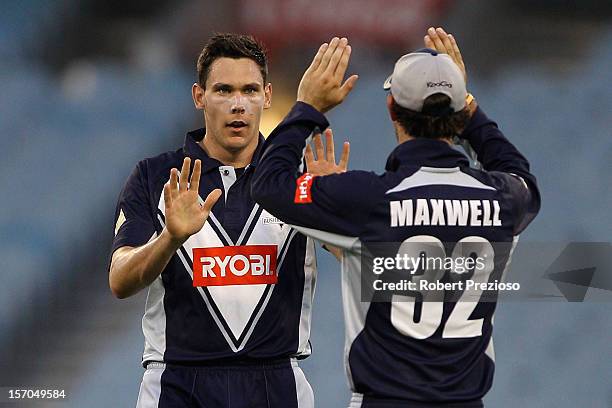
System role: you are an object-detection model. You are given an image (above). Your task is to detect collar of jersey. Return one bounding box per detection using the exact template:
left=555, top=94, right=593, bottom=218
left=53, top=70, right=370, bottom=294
left=183, top=128, right=266, bottom=173
left=385, top=138, right=470, bottom=171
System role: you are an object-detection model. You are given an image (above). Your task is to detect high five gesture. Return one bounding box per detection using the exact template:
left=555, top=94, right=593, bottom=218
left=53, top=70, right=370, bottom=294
left=163, top=157, right=222, bottom=244
left=297, top=37, right=359, bottom=113
left=305, top=129, right=350, bottom=176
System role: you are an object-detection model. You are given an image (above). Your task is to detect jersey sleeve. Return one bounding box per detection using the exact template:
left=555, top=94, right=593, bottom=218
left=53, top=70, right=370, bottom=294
left=252, top=102, right=383, bottom=238
left=111, top=162, right=156, bottom=254
left=460, top=106, right=541, bottom=234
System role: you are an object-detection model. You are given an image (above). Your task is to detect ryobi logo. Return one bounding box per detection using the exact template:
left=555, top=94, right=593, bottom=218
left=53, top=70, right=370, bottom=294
left=192, top=245, right=278, bottom=287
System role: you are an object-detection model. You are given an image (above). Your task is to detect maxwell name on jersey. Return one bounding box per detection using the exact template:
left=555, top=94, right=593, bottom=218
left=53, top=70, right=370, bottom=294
left=390, top=198, right=502, bottom=227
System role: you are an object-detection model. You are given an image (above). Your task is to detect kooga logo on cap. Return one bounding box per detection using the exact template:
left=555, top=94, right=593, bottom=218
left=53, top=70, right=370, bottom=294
left=427, top=81, right=452, bottom=88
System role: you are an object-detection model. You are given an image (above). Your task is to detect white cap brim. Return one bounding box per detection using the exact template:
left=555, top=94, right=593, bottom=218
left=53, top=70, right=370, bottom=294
left=383, top=75, right=392, bottom=90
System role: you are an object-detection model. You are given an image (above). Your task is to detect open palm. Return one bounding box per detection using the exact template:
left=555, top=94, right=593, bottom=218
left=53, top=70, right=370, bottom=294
left=424, top=27, right=467, bottom=84
left=305, top=128, right=350, bottom=176
left=164, top=157, right=222, bottom=243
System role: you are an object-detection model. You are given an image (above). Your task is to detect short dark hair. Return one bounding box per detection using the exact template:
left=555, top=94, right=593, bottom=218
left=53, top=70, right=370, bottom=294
left=390, top=93, right=470, bottom=140
left=196, top=33, right=268, bottom=88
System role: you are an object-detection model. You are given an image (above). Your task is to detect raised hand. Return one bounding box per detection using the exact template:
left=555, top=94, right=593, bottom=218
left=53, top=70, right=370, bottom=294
left=297, top=37, right=359, bottom=113
left=425, top=27, right=467, bottom=85
left=163, top=157, right=222, bottom=244
left=305, top=128, right=350, bottom=176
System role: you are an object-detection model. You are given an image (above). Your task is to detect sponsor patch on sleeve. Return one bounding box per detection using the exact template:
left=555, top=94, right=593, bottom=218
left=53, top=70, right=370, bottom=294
left=294, top=173, right=316, bottom=204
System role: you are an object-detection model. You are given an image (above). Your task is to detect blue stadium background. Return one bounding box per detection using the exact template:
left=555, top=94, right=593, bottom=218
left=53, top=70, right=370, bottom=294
left=1, top=0, right=611, bottom=406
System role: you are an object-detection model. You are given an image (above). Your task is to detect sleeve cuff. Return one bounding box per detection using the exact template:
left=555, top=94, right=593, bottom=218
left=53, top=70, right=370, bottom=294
left=293, top=101, right=329, bottom=125
left=276, top=102, right=330, bottom=133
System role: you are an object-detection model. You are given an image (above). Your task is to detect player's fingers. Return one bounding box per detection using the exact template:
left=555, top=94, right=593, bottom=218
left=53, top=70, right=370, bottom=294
left=424, top=35, right=435, bottom=49
left=304, top=144, right=315, bottom=165
left=316, top=37, right=340, bottom=73
left=449, top=34, right=463, bottom=59
left=169, top=168, right=179, bottom=200
left=201, top=189, right=222, bottom=214
left=436, top=28, right=455, bottom=60
left=325, top=37, right=348, bottom=77
left=313, top=133, right=324, bottom=160
left=339, top=74, right=359, bottom=99
left=333, top=43, right=352, bottom=82
left=427, top=27, right=445, bottom=53
left=448, top=34, right=465, bottom=67
left=190, top=159, right=201, bottom=193
left=324, top=128, right=335, bottom=162
left=163, top=183, right=172, bottom=210
left=448, top=34, right=467, bottom=82
left=307, top=43, right=329, bottom=73
left=339, top=141, right=350, bottom=171
left=179, top=157, right=190, bottom=192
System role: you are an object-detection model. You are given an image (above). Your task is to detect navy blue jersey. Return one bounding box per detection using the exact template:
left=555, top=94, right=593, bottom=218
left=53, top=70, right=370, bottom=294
left=252, top=102, right=540, bottom=404
left=111, top=129, right=317, bottom=366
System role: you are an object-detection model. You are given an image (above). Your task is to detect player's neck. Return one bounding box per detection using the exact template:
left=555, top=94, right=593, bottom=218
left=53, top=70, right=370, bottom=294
left=199, top=135, right=257, bottom=168
left=395, top=126, right=452, bottom=146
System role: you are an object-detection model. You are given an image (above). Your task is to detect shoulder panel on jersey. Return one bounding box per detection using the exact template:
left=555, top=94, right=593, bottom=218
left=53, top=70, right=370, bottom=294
left=485, top=171, right=540, bottom=234
left=141, top=262, right=167, bottom=364
left=386, top=166, right=496, bottom=194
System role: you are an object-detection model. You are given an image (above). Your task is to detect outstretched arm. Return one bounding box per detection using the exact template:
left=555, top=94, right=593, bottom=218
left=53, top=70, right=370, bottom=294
left=304, top=128, right=350, bottom=260
left=252, top=37, right=381, bottom=240
left=426, top=27, right=541, bottom=233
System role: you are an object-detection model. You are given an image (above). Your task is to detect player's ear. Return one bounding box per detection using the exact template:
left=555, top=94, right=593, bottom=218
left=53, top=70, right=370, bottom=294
left=387, top=94, right=397, bottom=121
left=192, top=82, right=206, bottom=110
left=263, top=83, right=272, bottom=109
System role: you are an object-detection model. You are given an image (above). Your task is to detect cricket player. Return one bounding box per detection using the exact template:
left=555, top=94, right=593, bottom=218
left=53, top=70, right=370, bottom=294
left=109, top=33, right=346, bottom=408
left=252, top=30, right=540, bottom=408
